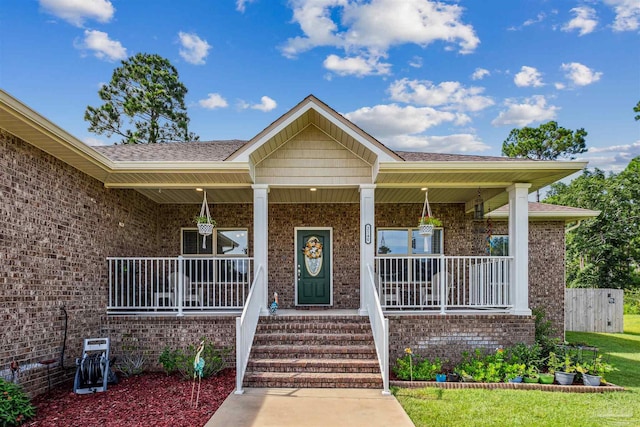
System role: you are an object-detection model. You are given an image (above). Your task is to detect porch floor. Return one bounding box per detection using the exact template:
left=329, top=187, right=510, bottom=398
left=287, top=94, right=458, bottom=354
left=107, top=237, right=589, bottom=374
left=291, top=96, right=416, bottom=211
left=273, top=309, right=359, bottom=316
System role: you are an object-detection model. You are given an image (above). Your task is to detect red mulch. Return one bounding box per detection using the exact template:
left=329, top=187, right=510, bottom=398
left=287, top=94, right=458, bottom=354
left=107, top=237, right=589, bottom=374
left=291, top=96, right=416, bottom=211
left=27, top=369, right=236, bottom=427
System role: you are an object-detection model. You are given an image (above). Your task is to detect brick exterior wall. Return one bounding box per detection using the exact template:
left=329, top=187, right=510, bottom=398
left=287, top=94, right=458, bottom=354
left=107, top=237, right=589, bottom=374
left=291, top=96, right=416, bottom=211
left=388, top=314, right=536, bottom=367
left=101, top=315, right=237, bottom=370
left=488, top=220, right=566, bottom=338
left=1, top=130, right=161, bottom=396
left=1, top=127, right=565, bottom=396
left=268, top=204, right=360, bottom=309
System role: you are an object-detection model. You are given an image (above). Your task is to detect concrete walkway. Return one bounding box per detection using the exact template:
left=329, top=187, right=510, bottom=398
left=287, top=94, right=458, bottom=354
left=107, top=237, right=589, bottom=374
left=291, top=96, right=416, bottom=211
left=205, top=388, right=415, bottom=427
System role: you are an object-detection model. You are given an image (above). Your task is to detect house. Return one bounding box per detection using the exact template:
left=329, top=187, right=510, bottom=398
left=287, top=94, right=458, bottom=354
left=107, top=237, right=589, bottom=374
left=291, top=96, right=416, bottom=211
left=0, top=90, right=598, bottom=395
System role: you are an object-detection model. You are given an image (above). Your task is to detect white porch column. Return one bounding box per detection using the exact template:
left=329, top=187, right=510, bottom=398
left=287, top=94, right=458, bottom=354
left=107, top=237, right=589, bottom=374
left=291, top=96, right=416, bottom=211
left=253, top=184, right=270, bottom=315
left=359, top=184, right=376, bottom=315
left=508, top=183, right=531, bottom=315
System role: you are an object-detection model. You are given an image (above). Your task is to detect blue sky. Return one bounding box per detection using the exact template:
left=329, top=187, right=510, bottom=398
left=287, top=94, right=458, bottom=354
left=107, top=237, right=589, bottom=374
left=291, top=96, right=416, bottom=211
left=1, top=0, right=639, bottom=172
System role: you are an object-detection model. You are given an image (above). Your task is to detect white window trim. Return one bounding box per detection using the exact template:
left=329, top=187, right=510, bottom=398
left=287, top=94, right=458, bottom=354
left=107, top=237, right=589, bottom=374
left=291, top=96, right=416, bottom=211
left=180, top=227, right=250, bottom=257
left=376, top=227, right=444, bottom=256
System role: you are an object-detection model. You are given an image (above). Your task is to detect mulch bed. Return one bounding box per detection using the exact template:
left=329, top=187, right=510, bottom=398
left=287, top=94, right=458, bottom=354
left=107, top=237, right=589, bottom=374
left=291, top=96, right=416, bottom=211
left=27, top=369, right=236, bottom=427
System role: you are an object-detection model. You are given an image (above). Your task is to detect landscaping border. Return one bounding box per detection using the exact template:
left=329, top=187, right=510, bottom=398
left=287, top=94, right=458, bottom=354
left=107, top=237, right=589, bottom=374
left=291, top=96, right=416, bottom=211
left=390, top=380, right=625, bottom=393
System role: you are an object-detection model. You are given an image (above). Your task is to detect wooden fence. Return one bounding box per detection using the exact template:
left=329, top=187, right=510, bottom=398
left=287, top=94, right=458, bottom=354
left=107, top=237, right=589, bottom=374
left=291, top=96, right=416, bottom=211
left=565, top=288, right=624, bottom=333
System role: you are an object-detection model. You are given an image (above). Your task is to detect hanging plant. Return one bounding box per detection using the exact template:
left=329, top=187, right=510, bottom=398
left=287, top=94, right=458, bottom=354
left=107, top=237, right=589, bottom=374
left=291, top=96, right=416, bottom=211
left=195, top=192, right=216, bottom=249
left=418, top=189, right=442, bottom=237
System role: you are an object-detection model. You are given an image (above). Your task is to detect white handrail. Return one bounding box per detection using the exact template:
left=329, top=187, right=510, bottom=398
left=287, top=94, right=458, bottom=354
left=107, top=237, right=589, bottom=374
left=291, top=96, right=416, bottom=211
left=235, top=264, right=264, bottom=394
left=366, top=263, right=390, bottom=395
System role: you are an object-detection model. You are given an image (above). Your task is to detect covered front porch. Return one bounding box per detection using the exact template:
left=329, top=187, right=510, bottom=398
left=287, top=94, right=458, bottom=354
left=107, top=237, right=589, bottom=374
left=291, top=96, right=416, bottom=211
left=106, top=254, right=515, bottom=314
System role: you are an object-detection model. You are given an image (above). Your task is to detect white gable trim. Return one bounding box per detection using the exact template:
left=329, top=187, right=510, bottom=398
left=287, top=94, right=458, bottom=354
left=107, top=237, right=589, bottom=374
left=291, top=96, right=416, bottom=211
left=231, top=99, right=399, bottom=163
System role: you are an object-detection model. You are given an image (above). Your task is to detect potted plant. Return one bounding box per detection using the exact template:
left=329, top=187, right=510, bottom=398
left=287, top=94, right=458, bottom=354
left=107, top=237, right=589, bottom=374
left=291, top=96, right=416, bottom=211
left=194, top=215, right=216, bottom=236
left=418, top=216, right=442, bottom=237
left=577, top=356, right=615, bottom=387
left=505, top=363, right=525, bottom=383
left=548, top=352, right=576, bottom=385
left=523, top=366, right=540, bottom=383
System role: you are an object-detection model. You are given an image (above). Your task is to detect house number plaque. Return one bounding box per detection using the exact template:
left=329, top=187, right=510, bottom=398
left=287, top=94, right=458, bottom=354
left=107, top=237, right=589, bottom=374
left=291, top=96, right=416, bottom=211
left=365, top=224, right=371, bottom=244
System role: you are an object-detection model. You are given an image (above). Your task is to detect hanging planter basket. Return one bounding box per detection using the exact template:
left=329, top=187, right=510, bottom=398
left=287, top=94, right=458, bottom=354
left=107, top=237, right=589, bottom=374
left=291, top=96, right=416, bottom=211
left=197, top=222, right=214, bottom=236
left=417, top=189, right=442, bottom=243
left=195, top=191, right=217, bottom=249
left=418, top=224, right=434, bottom=237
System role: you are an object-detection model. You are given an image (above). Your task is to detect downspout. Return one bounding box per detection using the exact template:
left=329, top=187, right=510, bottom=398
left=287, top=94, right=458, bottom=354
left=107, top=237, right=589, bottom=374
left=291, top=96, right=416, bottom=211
left=565, top=220, right=583, bottom=233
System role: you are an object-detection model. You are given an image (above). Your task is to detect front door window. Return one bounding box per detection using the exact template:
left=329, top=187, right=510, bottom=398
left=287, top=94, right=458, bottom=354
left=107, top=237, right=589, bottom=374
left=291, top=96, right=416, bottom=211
left=296, top=229, right=331, bottom=305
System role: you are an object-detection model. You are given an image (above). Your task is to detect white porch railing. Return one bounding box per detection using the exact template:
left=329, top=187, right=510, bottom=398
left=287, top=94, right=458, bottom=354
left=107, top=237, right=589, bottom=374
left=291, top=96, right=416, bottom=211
left=107, top=256, right=253, bottom=314
left=375, top=255, right=513, bottom=312
left=235, top=264, right=264, bottom=394
left=365, top=264, right=390, bottom=395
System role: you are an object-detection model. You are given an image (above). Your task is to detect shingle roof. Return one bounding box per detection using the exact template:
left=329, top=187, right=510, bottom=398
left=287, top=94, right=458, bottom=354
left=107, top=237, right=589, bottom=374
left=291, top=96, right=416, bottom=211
left=93, top=140, right=248, bottom=161
left=487, top=202, right=600, bottom=221
left=394, top=151, right=527, bottom=162
left=94, top=143, right=527, bottom=163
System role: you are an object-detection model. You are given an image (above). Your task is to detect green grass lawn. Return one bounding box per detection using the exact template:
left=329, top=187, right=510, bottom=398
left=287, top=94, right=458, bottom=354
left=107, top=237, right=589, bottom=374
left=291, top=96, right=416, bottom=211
left=394, top=315, right=640, bottom=427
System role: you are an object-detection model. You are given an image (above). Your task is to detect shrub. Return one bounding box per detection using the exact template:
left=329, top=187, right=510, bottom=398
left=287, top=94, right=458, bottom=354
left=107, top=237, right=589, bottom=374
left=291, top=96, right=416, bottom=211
left=624, top=288, right=640, bottom=315
left=393, top=350, right=443, bottom=381
left=158, top=347, right=180, bottom=375
left=532, top=307, right=559, bottom=360
left=0, top=379, right=35, bottom=426
left=455, top=348, right=525, bottom=383
left=506, top=343, right=543, bottom=370
left=116, top=334, right=146, bottom=377
left=158, top=339, right=230, bottom=380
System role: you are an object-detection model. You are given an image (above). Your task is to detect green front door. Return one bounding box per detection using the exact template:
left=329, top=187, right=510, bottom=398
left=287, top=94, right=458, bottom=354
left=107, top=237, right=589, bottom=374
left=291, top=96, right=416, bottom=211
left=297, top=229, right=331, bottom=305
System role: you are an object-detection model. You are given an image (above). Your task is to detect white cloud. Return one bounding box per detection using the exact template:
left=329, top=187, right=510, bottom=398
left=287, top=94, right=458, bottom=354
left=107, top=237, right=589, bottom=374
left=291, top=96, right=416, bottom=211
left=578, top=141, right=640, bottom=172
left=84, top=136, right=109, bottom=146
left=561, top=62, right=603, bottom=86
left=198, top=93, right=228, bottom=109
left=388, top=79, right=494, bottom=112
left=236, top=0, right=256, bottom=13
left=524, top=12, right=546, bottom=27
left=408, top=56, right=423, bottom=68
left=508, top=12, right=546, bottom=31
left=491, top=95, right=559, bottom=127
left=345, top=104, right=457, bottom=138
left=388, top=133, right=490, bottom=153
left=562, top=6, right=598, bottom=36
left=471, top=68, right=490, bottom=80
left=282, top=0, right=479, bottom=75
left=604, top=0, right=640, bottom=31
left=514, top=66, right=544, bottom=87
left=240, top=96, right=277, bottom=112
left=554, top=82, right=566, bottom=90
left=323, top=54, right=391, bottom=76
left=75, top=29, right=127, bottom=61
left=39, top=0, right=114, bottom=27
left=178, top=32, right=211, bottom=65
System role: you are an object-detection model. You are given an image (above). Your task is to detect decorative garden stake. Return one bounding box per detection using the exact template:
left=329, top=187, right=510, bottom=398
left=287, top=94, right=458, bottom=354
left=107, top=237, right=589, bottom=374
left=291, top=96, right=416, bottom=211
left=270, top=292, right=278, bottom=315
left=190, top=340, right=205, bottom=408
left=404, top=347, right=413, bottom=383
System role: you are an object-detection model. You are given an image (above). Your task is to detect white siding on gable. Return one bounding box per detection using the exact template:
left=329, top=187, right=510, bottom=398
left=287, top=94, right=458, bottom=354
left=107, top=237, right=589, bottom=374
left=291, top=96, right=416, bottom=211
left=255, top=125, right=373, bottom=185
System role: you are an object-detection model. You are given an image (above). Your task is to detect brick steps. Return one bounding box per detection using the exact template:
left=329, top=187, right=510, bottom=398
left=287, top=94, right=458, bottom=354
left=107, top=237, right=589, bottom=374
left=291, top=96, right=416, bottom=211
left=244, top=372, right=383, bottom=388
left=253, top=332, right=374, bottom=346
left=243, top=315, right=382, bottom=389
left=247, top=358, right=381, bottom=373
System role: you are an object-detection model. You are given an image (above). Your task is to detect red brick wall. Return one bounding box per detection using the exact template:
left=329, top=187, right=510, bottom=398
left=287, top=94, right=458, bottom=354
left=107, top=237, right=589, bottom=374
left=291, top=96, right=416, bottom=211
left=268, top=204, right=360, bottom=309
left=1, top=130, right=159, bottom=396
left=101, top=315, right=237, bottom=370
left=389, top=314, right=536, bottom=367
